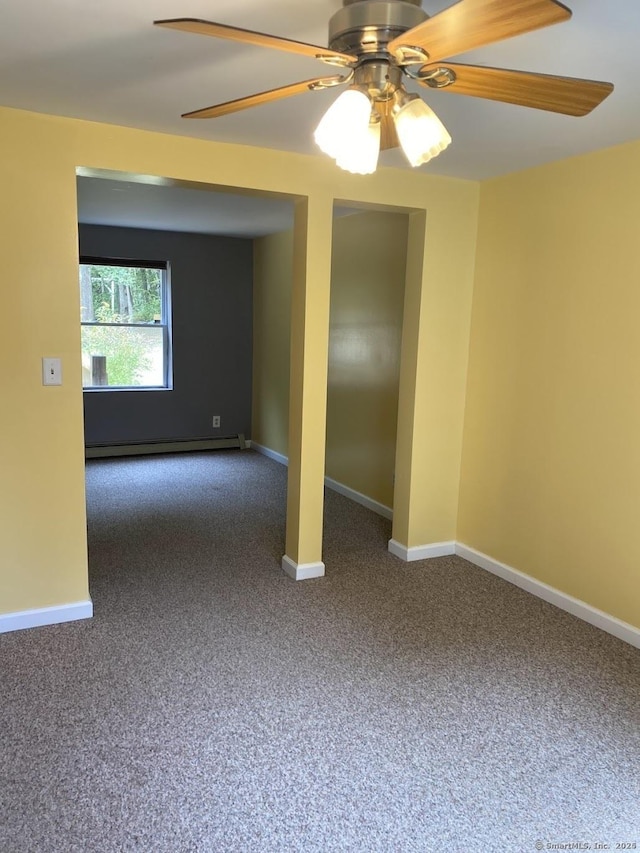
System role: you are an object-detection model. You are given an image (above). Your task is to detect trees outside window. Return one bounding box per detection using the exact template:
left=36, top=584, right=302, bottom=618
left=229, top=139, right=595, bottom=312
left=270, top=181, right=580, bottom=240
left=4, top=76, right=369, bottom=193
left=79, top=258, right=171, bottom=389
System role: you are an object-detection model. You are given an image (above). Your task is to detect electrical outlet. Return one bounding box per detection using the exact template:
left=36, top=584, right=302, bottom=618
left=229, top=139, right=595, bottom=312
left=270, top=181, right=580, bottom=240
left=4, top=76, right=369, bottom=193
left=212, top=415, right=221, bottom=428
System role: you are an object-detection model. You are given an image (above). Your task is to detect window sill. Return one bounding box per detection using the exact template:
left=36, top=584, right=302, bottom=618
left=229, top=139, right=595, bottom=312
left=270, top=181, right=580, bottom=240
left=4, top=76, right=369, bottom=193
left=83, top=386, right=173, bottom=393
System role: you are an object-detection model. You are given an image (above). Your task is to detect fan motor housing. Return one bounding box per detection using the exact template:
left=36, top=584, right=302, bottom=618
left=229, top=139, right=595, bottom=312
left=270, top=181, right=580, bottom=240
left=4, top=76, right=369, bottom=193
left=329, top=0, right=428, bottom=58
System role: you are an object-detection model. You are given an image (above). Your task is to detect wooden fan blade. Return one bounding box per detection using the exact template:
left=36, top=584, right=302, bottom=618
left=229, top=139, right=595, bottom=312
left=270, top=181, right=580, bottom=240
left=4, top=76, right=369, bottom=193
left=420, top=63, right=614, bottom=116
left=155, top=19, right=356, bottom=66
left=182, top=77, right=347, bottom=119
left=374, top=100, right=399, bottom=150
left=389, top=0, right=571, bottom=65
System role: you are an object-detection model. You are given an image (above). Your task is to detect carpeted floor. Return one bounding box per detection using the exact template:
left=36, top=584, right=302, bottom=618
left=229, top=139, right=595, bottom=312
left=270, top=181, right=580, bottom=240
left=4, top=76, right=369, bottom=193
left=1, top=449, right=639, bottom=852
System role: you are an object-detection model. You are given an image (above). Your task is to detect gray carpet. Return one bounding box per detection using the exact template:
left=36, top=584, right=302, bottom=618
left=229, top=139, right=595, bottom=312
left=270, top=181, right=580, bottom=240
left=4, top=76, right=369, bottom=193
left=1, top=449, right=639, bottom=852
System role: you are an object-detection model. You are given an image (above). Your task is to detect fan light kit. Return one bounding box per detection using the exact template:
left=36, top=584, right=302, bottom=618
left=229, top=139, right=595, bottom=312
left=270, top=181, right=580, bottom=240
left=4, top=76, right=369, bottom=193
left=155, top=0, right=614, bottom=175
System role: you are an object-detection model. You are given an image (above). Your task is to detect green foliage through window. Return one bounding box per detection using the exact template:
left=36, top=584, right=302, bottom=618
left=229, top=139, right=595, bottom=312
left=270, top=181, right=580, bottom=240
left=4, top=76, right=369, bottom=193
left=80, top=263, right=162, bottom=324
left=79, top=260, right=169, bottom=389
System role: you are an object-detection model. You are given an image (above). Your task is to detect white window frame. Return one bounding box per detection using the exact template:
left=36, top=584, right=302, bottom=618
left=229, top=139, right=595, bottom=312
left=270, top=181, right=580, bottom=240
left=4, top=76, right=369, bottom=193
left=80, top=256, right=172, bottom=391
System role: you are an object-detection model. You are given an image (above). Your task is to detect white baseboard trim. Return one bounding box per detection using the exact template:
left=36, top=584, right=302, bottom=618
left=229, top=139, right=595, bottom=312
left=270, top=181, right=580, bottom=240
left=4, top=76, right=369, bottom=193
left=324, top=476, right=393, bottom=520
left=0, top=599, right=93, bottom=634
left=250, top=442, right=288, bottom=467
left=252, top=442, right=639, bottom=648
left=455, top=543, right=640, bottom=651
left=250, top=443, right=393, bottom=520
left=388, top=539, right=456, bottom=561
left=281, top=555, right=325, bottom=581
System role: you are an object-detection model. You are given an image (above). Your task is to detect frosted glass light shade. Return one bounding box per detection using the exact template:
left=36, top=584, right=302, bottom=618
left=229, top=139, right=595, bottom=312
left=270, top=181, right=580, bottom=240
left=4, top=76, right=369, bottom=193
left=314, top=88, right=380, bottom=174
left=335, top=118, right=381, bottom=175
left=394, top=96, right=451, bottom=167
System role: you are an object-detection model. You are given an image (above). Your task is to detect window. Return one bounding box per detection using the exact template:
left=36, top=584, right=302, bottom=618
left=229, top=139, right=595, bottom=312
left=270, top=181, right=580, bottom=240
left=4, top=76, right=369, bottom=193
left=79, top=257, right=171, bottom=389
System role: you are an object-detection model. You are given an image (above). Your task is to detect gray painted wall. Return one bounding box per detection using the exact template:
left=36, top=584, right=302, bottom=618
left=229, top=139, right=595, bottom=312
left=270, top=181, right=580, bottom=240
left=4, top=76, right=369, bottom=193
left=79, top=224, right=253, bottom=446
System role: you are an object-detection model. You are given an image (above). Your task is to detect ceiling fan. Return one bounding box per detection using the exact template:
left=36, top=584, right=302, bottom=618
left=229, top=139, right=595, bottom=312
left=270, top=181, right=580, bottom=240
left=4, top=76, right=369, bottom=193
left=154, top=0, right=614, bottom=174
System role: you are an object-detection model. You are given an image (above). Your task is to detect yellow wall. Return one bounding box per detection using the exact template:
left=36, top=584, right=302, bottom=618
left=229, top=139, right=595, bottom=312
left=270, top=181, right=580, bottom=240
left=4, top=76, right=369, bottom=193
left=326, top=211, right=408, bottom=508
left=0, top=104, right=479, bottom=617
left=285, top=196, right=335, bottom=567
left=253, top=210, right=409, bottom=509
left=252, top=229, right=293, bottom=457
left=392, top=205, right=478, bottom=548
left=1, top=116, right=89, bottom=614
left=458, top=139, right=640, bottom=629
left=6, top=96, right=637, bottom=633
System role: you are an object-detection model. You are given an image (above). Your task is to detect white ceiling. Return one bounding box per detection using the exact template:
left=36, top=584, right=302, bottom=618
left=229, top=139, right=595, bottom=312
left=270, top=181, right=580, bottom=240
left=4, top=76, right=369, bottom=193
left=77, top=176, right=297, bottom=238
left=2, top=0, right=639, bottom=183
left=6, top=1, right=638, bottom=237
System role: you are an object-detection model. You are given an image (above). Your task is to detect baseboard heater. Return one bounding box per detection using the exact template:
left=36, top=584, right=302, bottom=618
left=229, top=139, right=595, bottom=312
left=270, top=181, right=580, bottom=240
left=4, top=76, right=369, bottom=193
left=85, top=434, right=246, bottom=460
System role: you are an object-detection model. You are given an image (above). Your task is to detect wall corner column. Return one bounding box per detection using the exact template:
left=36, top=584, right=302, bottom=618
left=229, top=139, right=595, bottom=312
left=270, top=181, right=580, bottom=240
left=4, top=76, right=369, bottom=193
left=390, top=209, right=457, bottom=561
left=282, top=195, right=333, bottom=580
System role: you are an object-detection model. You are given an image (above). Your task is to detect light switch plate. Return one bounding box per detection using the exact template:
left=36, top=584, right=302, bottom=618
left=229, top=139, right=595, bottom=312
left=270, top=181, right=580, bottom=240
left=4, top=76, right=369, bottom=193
left=42, top=357, right=62, bottom=386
